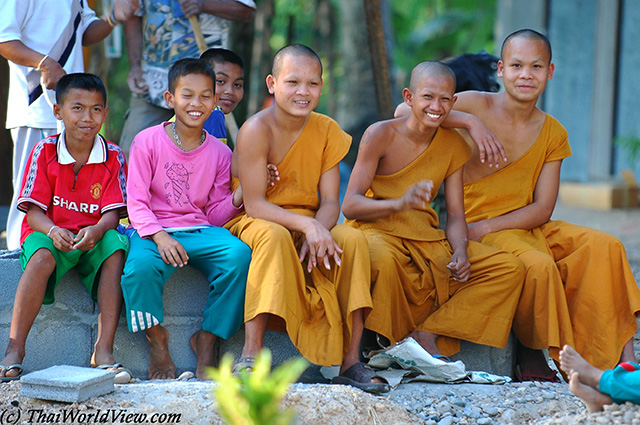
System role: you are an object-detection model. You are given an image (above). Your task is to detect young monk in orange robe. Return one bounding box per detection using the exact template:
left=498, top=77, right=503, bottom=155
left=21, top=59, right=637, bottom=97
left=443, top=29, right=640, bottom=379
left=343, top=61, right=525, bottom=359
left=225, top=44, right=389, bottom=394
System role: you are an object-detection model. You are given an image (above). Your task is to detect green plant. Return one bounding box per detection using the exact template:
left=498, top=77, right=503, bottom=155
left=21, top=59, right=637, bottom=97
left=208, top=350, right=308, bottom=425
left=615, top=133, right=640, bottom=168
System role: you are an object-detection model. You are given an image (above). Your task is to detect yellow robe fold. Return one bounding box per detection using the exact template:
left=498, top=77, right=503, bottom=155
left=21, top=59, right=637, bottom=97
left=347, top=128, right=525, bottom=356
left=225, top=113, right=372, bottom=367
left=464, top=114, right=640, bottom=369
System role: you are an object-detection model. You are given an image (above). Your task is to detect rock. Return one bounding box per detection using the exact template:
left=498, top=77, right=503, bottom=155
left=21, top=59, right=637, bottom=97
left=483, top=406, right=499, bottom=416
left=435, top=400, right=451, bottom=414
left=438, top=416, right=454, bottom=425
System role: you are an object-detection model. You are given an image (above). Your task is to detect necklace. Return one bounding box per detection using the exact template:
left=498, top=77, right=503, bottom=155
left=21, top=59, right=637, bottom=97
left=171, top=122, right=205, bottom=152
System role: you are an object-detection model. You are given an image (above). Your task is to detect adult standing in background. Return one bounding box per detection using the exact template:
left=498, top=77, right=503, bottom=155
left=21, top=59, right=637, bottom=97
left=0, top=0, right=139, bottom=251
left=118, top=0, right=256, bottom=156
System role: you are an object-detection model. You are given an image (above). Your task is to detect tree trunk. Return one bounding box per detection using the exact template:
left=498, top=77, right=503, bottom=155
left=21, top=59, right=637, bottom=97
left=336, top=0, right=379, bottom=164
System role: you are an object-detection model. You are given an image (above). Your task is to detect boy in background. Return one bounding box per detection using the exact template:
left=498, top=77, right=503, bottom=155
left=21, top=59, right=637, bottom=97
left=200, top=48, right=246, bottom=146
left=0, top=73, right=129, bottom=382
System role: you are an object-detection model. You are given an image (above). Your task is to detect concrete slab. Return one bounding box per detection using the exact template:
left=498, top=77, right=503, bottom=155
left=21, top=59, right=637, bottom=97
left=20, top=365, right=115, bottom=402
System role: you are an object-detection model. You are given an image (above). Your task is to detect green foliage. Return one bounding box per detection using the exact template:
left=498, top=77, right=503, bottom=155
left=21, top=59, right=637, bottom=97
left=390, top=0, right=497, bottom=87
left=208, top=350, right=308, bottom=425
left=615, top=133, right=640, bottom=168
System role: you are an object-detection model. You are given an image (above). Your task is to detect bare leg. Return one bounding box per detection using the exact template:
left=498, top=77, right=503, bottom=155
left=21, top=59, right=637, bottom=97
left=145, top=325, right=176, bottom=380
left=240, top=313, right=268, bottom=359
left=559, top=344, right=604, bottom=390
left=568, top=371, right=612, bottom=413
left=340, top=308, right=384, bottom=384
left=190, top=329, right=217, bottom=380
left=620, top=338, right=638, bottom=363
left=0, top=249, right=54, bottom=378
left=409, top=330, right=442, bottom=357
left=91, top=251, right=124, bottom=367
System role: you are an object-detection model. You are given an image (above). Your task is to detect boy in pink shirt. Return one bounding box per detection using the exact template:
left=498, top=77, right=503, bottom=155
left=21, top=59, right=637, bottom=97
left=121, top=58, right=250, bottom=380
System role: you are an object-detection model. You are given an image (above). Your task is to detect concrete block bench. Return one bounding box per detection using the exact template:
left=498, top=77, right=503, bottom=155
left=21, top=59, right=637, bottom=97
left=0, top=250, right=516, bottom=381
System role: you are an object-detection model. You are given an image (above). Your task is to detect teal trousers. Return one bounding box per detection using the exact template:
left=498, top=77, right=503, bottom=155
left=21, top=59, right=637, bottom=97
left=121, top=227, right=250, bottom=339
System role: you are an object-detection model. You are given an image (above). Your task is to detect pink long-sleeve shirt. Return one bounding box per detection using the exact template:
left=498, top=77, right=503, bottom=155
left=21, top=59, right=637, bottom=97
left=127, top=123, right=241, bottom=238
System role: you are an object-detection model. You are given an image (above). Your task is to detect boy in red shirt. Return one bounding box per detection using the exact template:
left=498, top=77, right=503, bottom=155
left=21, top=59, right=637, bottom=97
left=0, top=73, right=129, bottom=382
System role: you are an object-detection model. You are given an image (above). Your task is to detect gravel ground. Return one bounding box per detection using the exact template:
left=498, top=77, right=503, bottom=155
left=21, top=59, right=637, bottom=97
left=1, top=369, right=639, bottom=425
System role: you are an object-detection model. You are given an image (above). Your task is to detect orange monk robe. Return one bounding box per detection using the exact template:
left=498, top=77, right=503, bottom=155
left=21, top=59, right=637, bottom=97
left=346, top=128, right=525, bottom=357
left=464, top=114, right=640, bottom=370
left=225, top=113, right=372, bottom=367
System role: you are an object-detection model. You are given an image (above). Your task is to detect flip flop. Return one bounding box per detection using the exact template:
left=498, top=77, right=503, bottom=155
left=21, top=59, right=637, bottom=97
left=232, top=356, right=255, bottom=375
left=0, top=364, right=24, bottom=382
left=332, top=362, right=390, bottom=394
left=514, top=364, right=560, bottom=383
left=96, top=363, right=133, bottom=384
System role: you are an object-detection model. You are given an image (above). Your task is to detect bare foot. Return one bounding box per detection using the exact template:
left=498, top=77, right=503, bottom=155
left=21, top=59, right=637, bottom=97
left=190, top=330, right=217, bottom=380
left=409, top=330, right=442, bottom=357
left=568, top=371, right=611, bottom=413
left=90, top=350, right=116, bottom=368
left=559, top=345, right=603, bottom=390
left=146, top=326, right=176, bottom=380
left=0, top=350, right=25, bottom=379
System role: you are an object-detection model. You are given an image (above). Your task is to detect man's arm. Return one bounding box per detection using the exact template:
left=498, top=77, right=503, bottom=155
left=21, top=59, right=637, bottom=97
left=468, top=160, right=562, bottom=241
left=83, top=0, right=139, bottom=46
left=0, top=41, right=65, bottom=90
left=342, top=125, right=433, bottom=221
left=179, top=0, right=255, bottom=21
left=123, top=15, right=148, bottom=95
left=442, top=167, right=470, bottom=282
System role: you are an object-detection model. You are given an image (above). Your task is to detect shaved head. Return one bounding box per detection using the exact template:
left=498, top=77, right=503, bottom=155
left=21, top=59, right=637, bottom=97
left=409, top=61, right=456, bottom=92
left=271, top=44, right=323, bottom=78
left=501, top=29, right=552, bottom=63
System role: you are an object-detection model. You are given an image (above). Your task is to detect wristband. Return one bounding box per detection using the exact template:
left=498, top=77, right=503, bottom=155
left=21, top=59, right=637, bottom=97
left=47, top=225, right=59, bottom=238
left=107, top=8, right=121, bottom=27
left=37, top=55, right=49, bottom=70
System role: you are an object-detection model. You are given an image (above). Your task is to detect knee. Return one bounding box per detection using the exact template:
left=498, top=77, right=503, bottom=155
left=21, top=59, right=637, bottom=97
left=253, top=220, right=293, bottom=248
left=223, top=239, right=252, bottom=270
left=26, top=248, right=56, bottom=273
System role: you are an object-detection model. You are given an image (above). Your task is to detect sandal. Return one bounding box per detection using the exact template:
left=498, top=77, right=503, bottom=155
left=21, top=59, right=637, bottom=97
left=332, top=362, right=390, bottom=394
left=0, top=364, right=23, bottom=382
left=95, top=363, right=133, bottom=384
left=232, top=356, right=255, bottom=375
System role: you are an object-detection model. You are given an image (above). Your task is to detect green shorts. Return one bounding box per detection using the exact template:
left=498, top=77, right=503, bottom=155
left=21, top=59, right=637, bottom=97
left=20, top=229, right=129, bottom=305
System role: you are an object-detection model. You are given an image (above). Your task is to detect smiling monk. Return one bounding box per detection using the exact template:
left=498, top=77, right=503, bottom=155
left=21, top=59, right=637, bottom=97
left=445, top=29, right=640, bottom=380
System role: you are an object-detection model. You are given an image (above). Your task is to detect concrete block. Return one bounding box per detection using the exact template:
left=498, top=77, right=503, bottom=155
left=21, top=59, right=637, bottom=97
left=109, top=322, right=149, bottom=379
left=46, top=270, right=96, bottom=314
left=450, top=333, right=517, bottom=377
left=21, top=365, right=115, bottom=402
left=22, top=323, right=93, bottom=372
left=163, top=267, right=209, bottom=317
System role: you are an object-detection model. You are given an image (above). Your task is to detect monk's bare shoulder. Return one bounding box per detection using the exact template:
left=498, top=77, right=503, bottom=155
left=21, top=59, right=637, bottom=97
left=236, top=109, right=274, bottom=151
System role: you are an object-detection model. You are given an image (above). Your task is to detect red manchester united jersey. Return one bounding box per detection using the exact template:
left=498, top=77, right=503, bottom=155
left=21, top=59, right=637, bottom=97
left=18, top=132, right=127, bottom=244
